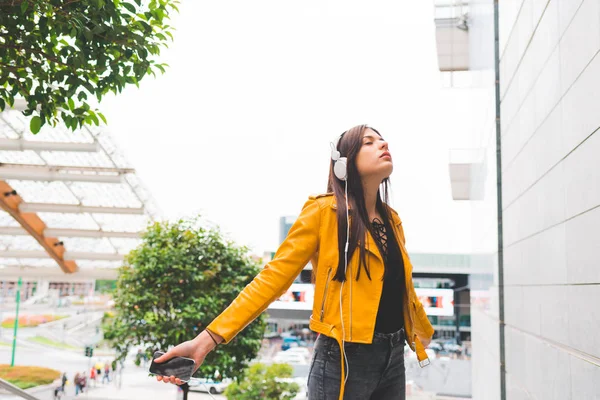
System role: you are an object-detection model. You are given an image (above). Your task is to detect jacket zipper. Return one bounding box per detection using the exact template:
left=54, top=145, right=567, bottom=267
left=320, top=268, right=332, bottom=322
left=409, top=300, right=417, bottom=351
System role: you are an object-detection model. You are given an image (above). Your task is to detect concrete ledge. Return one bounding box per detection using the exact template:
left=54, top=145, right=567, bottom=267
left=0, top=378, right=60, bottom=397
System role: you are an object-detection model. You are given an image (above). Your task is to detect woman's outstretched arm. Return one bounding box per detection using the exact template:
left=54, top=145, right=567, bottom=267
left=156, top=196, right=321, bottom=384
left=206, top=196, right=321, bottom=342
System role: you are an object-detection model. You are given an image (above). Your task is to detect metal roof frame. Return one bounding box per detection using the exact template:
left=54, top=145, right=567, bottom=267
left=0, top=181, right=77, bottom=273
left=0, top=108, right=160, bottom=275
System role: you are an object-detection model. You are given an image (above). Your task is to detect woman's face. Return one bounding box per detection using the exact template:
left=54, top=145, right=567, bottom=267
left=354, top=128, right=393, bottom=181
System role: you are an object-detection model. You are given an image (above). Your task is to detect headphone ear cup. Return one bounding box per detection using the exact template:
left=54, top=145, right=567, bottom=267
left=334, top=157, right=347, bottom=181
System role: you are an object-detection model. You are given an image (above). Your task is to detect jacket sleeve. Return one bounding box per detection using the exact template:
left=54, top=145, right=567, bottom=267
left=398, top=222, right=435, bottom=340
left=207, top=197, right=321, bottom=343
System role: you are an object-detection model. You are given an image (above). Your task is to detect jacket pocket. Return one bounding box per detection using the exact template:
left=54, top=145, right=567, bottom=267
left=320, top=268, right=332, bottom=322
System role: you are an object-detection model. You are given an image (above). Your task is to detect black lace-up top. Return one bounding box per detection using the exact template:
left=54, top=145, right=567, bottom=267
left=371, top=218, right=405, bottom=334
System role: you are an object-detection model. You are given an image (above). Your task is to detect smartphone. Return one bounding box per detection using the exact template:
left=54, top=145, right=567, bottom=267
left=148, top=351, right=196, bottom=382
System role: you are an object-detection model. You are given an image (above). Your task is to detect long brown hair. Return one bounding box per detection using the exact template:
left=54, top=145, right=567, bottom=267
left=327, top=125, right=404, bottom=283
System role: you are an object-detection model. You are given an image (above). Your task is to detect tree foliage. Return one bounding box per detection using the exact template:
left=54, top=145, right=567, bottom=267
left=104, top=218, right=267, bottom=381
left=224, top=363, right=300, bottom=400
left=0, top=0, right=178, bottom=133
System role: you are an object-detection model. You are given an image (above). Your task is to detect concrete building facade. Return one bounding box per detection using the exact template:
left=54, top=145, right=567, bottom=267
left=498, top=0, right=600, bottom=398
left=442, top=0, right=600, bottom=398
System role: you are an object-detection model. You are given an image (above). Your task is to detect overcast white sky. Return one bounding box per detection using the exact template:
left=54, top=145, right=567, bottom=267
left=100, top=1, right=484, bottom=256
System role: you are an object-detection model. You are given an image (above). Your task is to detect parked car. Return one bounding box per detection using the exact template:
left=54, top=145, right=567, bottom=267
left=427, top=342, right=444, bottom=353
left=188, top=378, right=231, bottom=394
left=284, top=347, right=311, bottom=359
left=441, top=338, right=463, bottom=354
left=273, top=351, right=309, bottom=365
left=281, top=336, right=307, bottom=351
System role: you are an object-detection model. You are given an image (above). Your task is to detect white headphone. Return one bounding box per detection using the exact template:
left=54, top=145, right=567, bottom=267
left=330, top=140, right=347, bottom=181
left=330, top=135, right=351, bottom=388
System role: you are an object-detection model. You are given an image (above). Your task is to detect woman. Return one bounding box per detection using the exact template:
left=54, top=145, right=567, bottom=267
left=74, top=372, right=81, bottom=396
left=156, top=125, right=434, bottom=399
left=90, top=366, right=97, bottom=387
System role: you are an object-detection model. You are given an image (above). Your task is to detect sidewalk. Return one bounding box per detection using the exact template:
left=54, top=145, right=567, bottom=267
left=68, top=367, right=180, bottom=400
left=60, top=364, right=224, bottom=400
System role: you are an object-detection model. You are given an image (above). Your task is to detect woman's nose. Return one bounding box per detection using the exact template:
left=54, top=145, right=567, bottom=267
left=379, top=141, right=389, bottom=150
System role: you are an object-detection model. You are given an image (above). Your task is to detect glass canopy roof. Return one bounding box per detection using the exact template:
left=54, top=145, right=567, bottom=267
left=0, top=108, right=160, bottom=274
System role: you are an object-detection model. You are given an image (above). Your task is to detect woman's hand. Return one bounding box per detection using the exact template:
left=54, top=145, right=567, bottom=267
left=155, top=330, right=222, bottom=385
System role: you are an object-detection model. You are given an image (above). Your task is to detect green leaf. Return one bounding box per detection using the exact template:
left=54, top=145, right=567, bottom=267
left=90, top=112, right=99, bottom=126
left=122, top=3, right=136, bottom=13
left=1, top=0, right=175, bottom=133
left=82, top=81, right=95, bottom=93
left=91, top=25, right=105, bottom=35
left=30, top=116, right=42, bottom=134
left=97, top=112, right=107, bottom=124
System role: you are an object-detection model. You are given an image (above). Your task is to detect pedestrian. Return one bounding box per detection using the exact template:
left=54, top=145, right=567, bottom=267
left=155, top=125, right=435, bottom=400
left=79, top=372, right=87, bottom=393
left=136, top=349, right=142, bottom=366
left=102, top=361, right=110, bottom=384
left=60, top=372, right=67, bottom=392
left=74, top=372, right=81, bottom=395
left=90, top=366, right=96, bottom=387
left=53, top=385, right=64, bottom=400
left=137, top=349, right=148, bottom=367
left=95, top=360, right=102, bottom=380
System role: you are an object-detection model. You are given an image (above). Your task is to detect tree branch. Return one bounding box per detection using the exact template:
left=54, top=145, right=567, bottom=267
left=0, top=0, right=77, bottom=14
left=0, top=0, right=26, bottom=7
left=0, top=43, right=73, bottom=69
left=0, top=63, right=22, bottom=71
left=54, top=0, right=80, bottom=12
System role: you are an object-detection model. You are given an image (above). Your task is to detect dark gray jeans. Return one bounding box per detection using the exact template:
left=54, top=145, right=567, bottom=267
left=307, top=328, right=406, bottom=400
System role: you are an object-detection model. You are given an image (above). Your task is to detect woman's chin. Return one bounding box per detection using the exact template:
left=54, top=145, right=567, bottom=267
left=383, top=166, right=393, bottom=178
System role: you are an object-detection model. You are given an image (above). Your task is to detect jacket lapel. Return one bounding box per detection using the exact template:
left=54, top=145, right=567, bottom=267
left=364, top=231, right=384, bottom=263
left=329, top=197, right=391, bottom=264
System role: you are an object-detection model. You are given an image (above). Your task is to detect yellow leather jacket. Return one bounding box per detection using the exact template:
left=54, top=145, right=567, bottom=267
left=207, top=193, right=434, bottom=399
